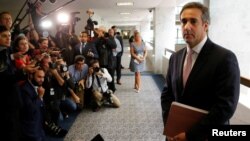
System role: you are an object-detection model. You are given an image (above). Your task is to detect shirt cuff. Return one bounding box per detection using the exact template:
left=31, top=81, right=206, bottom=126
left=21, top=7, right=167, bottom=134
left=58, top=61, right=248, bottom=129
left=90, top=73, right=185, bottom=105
left=10, top=53, right=14, bottom=60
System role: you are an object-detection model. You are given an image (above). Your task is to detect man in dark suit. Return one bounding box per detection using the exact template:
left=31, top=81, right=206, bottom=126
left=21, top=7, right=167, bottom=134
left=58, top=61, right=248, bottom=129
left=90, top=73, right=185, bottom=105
left=161, top=2, right=240, bottom=141
left=74, top=31, right=98, bottom=66
left=0, top=25, right=22, bottom=141
left=19, top=68, right=46, bottom=141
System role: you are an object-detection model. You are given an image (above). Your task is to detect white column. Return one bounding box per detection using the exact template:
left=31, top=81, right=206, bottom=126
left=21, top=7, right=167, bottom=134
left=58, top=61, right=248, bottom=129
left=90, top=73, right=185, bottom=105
left=140, top=20, right=151, bottom=43
left=154, top=0, right=176, bottom=74
left=135, top=25, right=140, bottom=32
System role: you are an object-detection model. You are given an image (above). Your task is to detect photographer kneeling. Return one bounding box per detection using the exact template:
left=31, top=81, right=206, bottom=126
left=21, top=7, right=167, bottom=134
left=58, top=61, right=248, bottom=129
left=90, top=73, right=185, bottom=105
left=86, top=59, right=121, bottom=111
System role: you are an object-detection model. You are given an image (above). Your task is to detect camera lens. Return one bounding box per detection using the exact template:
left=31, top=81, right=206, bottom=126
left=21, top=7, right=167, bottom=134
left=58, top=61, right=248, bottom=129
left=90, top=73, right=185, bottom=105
left=49, top=62, right=56, bottom=69
left=60, top=65, right=68, bottom=72
left=94, top=67, right=100, bottom=72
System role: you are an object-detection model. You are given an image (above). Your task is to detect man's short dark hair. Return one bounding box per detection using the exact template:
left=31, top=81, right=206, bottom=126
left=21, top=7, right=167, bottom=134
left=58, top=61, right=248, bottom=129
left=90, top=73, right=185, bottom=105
left=89, top=59, right=99, bottom=67
left=0, top=25, right=8, bottom=33
left=80, top=31, right=88, bottom=35
left=111, top=25, right=116, bottom=29
left=74, top=55, right=85, bottom=63
left=180, top=2, right=210, bottom=24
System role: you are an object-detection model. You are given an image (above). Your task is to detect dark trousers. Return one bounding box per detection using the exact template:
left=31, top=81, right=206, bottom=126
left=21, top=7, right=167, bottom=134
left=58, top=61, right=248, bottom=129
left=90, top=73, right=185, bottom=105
left=107, top=68, right=116, bottom=92
left=116, top=55, right=122, bottom=81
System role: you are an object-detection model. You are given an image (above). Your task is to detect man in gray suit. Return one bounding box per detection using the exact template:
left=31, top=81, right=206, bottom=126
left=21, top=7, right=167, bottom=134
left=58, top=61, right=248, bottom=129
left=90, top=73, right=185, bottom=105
left=111, top=25, right=124, bottom=84
left=161, top=2, right=240, bottom=141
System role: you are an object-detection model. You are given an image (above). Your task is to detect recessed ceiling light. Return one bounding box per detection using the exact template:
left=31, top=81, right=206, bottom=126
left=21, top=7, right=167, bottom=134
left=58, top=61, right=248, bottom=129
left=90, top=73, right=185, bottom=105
left=120, top=12, right=131, bottom=15
left=116, top=2, right=134, bottom=6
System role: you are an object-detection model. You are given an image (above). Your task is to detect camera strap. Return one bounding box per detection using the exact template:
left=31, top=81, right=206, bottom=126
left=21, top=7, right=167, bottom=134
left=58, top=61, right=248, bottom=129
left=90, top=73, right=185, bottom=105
left=95, top=75, right=104, bottom=93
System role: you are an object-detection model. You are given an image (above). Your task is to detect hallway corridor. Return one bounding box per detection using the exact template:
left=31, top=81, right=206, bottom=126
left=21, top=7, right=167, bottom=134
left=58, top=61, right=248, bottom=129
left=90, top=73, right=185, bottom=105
left=63, top=39, right=165, bottom=141
left=48, top=40, right=250, bottom=141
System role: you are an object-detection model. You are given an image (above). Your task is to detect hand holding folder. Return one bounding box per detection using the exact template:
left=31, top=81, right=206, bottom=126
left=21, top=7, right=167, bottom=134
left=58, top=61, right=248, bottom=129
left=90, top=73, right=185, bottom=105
left=163, top=102, right=208, bottom=137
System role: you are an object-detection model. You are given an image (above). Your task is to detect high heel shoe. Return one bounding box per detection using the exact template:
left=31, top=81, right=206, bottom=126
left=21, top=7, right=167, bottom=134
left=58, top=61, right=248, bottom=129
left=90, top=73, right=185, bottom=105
left=134, top=84, right=140, bottom=93
left=135, top=87, right=140, bottom=93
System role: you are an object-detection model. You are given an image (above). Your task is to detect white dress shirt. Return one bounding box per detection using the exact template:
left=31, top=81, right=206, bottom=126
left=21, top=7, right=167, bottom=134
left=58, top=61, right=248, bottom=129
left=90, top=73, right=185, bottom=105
left=184, top=35, right=208, bottom=69
left=86, top=68, right=112, bottom=92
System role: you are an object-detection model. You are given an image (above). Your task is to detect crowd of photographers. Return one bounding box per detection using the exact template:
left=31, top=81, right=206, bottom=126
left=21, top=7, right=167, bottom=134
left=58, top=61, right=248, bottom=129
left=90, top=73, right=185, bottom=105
left=0, top=9, right=122, bottom=141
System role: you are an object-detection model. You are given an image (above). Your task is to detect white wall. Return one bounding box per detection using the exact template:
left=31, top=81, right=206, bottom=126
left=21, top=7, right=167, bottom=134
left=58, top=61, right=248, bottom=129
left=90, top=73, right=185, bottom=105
left=209, top=0, right=250, bottom=95
left=140, top=20, right=151, bottom=43
left=154, top=0, right=176, bottom=74
left=176, top=0, right=205, bottom=6
left=209, top=0, right=250, bottom=78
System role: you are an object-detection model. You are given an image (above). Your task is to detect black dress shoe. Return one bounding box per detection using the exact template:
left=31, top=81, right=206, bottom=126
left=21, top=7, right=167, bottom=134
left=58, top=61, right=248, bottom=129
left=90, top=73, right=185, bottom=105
left=44, top=122, right=68, bottom=137
left=117, top=80, right=122, bottom=85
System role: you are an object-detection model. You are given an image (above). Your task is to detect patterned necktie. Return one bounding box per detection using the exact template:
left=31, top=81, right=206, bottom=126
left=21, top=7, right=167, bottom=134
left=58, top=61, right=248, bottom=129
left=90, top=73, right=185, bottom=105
left=183, top=49, right=193, bottom=87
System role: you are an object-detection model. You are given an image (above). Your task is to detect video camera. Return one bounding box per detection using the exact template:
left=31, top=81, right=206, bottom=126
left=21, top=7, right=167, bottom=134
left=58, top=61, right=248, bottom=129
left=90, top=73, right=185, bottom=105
left=85, top=9, right=98, bottom=37
left=70, top=12, right=81, bottom=26
left=27, top=1, right=37, bottom=13
left=85, top=18, right=98, bottom=31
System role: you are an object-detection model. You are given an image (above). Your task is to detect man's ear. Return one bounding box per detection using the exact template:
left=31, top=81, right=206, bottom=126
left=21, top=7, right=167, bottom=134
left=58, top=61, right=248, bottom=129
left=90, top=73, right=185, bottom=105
left=203, top=22, right=209, bottom=33
left=28, top=72, right=34, bottom=80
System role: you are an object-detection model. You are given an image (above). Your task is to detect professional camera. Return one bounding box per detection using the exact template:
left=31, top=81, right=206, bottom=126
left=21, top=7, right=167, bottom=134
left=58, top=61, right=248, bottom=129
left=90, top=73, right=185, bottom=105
left=60, top=64, right=68, bottom=72
left=93, top=67, right=100, bottom=73
left=74, top=81, right=84, bottom=93
left=103, top=89, right=113, bottom=104
left=49, top=62, right=57, bottom=69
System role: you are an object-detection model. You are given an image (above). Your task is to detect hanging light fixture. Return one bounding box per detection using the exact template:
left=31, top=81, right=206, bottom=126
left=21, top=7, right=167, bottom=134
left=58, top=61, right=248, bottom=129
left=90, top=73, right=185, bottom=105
left=39, top=0, right=56, bottom=4
left=49, top=0, right=56, bottom=3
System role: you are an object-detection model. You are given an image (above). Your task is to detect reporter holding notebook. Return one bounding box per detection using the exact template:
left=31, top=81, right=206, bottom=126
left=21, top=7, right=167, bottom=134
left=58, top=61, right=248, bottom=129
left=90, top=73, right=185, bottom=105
left=161, top=2, right=240, bottom=141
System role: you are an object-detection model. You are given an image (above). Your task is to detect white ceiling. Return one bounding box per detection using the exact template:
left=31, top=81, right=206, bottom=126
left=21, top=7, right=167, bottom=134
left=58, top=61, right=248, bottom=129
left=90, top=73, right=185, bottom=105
left=80, top=0, right=163, bottom=24
left=0, top=0, right=163, bottom=26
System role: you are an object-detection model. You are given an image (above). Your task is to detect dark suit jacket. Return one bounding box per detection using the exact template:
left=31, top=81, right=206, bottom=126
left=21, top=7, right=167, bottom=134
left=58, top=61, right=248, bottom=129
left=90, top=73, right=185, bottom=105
left=161, top=38, right=240, bottom=140
left=74, top=42, right=99, bottom=65
left=61, top=46, right=75, bottom=66
left=95, top=37, right=117, bottom=69
left=0, top=46, right=23, bottom=141
left=20, top=81, right=45, bottom=141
